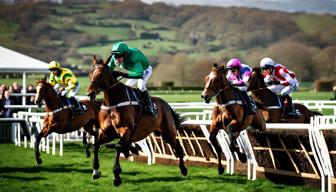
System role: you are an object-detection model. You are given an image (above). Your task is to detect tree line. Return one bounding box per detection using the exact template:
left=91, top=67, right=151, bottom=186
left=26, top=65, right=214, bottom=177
left=0, top=0, right=335, bottom=87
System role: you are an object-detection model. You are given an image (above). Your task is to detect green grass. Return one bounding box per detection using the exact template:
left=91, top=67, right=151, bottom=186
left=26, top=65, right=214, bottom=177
left=292, top=14, right=336, bottom=33
left=0, top=19, right=19, bottom=40
left=75, top=25, right=135, bottom=41
left=0, top=144, right=319, bottom=192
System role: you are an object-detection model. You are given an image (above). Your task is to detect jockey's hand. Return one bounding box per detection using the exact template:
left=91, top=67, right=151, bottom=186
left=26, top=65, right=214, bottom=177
left=60, top=90, right=67, bottom=96
left=268, top=81, right=280, bottom=85
left=113, top=71, right=129, bottom=78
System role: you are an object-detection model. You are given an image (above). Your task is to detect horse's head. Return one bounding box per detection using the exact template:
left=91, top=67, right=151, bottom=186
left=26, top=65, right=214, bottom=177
left=201, top=63, right=228, bottom=103
left=247, top=67, right=266, bottom=92
left=86, top=55, right=116, bottom=99
left=34, top=76, right=49, bottom=107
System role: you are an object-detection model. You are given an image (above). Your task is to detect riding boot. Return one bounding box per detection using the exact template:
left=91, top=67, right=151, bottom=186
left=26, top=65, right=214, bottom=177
left=70, top=97, right=83, bottom=114
left=59, top=95, right=69, bottom=107
left=142, top=90, right=155, bottom=117
left=284, top=95, right=301, bottom=117
left=242, top=91, right=256, bottom=115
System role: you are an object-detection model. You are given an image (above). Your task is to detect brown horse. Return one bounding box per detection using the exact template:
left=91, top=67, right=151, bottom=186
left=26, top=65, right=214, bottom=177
left=86, top=56, right=187, bottom=186
left=201, top=63, right=266, bottom=174
left=247, top=67, right=322, bottom=123
left=34, top=77, right=100, bottom=165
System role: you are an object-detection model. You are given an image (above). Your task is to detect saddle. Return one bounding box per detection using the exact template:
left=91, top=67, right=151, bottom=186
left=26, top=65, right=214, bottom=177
left=59, top=96, right=86, bottom=114
left=105, top=87, right=157, bottom=114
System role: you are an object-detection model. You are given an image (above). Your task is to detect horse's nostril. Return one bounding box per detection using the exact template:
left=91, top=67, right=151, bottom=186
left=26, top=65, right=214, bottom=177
left=201, top=95, right=204, bottom=99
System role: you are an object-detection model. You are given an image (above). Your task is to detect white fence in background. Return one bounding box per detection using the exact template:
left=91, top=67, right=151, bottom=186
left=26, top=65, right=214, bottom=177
left=4, top=100, right=336, bottom=192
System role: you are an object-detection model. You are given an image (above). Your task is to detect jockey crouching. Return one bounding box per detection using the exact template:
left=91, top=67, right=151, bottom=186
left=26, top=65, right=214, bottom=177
left=226, top=58, right=256, bottom=115
left=107, top=41, right=156, bottom=117
left=48, top=61, right=83, bottom=114
left=260, top=57, right=301, bottom=118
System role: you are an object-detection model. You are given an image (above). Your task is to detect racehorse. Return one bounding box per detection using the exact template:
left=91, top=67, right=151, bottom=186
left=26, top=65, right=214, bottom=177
left=201, top=63, right=266, bottom=174
left=247, top=67, right=322, bottom=123
left=86, top=56, right=187, bottom=186
left=34, top=77, right=100, bottom=165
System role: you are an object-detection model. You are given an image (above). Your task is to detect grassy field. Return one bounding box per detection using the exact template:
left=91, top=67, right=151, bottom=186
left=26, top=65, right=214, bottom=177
left=0, top=144, right=319, bottom=192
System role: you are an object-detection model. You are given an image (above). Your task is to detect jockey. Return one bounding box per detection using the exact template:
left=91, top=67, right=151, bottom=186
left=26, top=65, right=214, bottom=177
left=226, top=58, right=256, bottom=115
left=107, top=41, right=155, bottom=117
left=48, top=61, right=82, bottom=113
left=260, top=57, right=300, bottom=117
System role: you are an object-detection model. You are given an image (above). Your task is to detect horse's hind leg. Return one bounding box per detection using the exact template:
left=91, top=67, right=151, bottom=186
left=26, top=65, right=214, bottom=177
left=168, top=138, right=187, bottom=176
left=161, top=121, right=188, bottom=176
left=82, top=132, right=90, bottom=158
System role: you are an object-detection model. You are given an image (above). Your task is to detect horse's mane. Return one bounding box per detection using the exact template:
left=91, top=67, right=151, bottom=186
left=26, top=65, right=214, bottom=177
left=37, top=78, right=58, bottom=96
left=251, top=67, right=266, bottom=85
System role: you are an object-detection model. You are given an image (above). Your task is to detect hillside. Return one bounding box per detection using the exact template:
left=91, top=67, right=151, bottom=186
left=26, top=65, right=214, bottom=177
left=0, top=0, right=335, bottom=86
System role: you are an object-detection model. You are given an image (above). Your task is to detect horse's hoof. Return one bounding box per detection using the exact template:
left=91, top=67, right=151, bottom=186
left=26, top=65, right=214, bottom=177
left=180, top=166, right=188, bottom=176
left=36, top=158, right=42, bottom=165
left=130, top=146, right=139, bottom=155
left=113, top=177, right=122, bottom=187
left=86, top=151, right=91, bottom=158
left=218, top=165, right=224, bottom=175
left=238, top=153, right=247, bottom=163
left=92, top=170, right=101, bottom=179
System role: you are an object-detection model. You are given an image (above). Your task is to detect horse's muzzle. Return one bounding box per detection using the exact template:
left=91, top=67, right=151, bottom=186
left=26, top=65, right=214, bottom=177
left=35, top=100, right=42, bottom=108
left=87, top=91, right=96, bottom=102
left=201, top=94, right=211, bottom=104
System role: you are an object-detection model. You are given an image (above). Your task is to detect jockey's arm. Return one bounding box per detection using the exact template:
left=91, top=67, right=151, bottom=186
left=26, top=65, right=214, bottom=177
left=48, top=74, right=60, bottom=90
left=64, top=75, right=78, bottom=93
left=279, top=69, right=294, bottom=86
left=127, top=61, right=144, bottom=79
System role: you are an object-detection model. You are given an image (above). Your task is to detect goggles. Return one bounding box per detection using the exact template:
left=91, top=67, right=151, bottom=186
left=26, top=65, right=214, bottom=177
left=113, top=53, right=125, bottom=59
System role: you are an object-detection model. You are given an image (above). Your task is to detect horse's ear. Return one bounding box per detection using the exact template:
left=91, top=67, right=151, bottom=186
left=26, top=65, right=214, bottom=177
left=104, top=54, right=112, bottom=65
left=93, top=55, right=97, bottom=65
left=253, top=67, right=261, bottom=74
left=43, top=75, right=47, bottom=82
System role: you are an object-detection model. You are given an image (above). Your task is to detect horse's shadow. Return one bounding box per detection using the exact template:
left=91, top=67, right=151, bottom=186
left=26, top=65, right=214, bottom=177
left=0, top=163, right=92, bottom=174
left=124, top=173, right=247, bottom=185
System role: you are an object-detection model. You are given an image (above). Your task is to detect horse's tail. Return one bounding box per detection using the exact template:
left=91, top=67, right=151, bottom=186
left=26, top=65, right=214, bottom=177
left=170, top=106, right=186, bottom=131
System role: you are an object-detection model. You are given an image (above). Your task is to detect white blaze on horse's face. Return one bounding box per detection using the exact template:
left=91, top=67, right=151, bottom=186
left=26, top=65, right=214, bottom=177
left=202, top=71, right=215, bottom=97
left=34, top=84, right=42, bottom=104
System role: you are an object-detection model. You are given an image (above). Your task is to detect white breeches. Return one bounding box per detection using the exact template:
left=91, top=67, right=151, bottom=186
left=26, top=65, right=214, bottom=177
left=126, top=66, right=152, bottom=92
left=68, top=83, right=80, bottom=97
left=267, top=83, right=298, bottom=96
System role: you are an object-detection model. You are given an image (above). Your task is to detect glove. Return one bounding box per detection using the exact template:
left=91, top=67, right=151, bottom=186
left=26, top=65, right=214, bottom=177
left=60, top=90, right=67, bottom=96
left=113, top=71, right=129, bottom=78
left=268, top=81, right=280, bottom=85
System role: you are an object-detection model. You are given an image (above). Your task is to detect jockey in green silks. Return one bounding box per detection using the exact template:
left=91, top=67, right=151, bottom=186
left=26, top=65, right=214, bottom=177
left=107, top=41, right=155, bottom=116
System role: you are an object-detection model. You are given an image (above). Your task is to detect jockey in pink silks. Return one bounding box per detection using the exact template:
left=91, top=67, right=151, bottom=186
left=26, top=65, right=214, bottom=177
left=226, top=58, right=256, bottom=115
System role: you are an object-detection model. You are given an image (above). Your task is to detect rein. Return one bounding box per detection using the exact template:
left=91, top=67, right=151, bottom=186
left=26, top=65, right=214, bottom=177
left=248, top=87, right=267, bottom=93
left=214, top=83, right=232, bottom=97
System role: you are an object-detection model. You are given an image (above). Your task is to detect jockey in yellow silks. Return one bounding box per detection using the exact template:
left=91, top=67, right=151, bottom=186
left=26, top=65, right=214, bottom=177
left=48, top=61, right=82, bottom=112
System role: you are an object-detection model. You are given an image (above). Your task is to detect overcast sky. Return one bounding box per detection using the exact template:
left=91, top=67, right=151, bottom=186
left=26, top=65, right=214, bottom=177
left=141, top=0, right=336, bottom=14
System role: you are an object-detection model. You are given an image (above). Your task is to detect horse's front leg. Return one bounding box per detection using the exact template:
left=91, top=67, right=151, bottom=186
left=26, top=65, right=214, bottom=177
left=209, top=121, right=224, bottom=175
left=113, top=144, right=123, bottom=187
left=92, top=127, right=110, bottom=180
left=34, top=128, right=50, bottom=165
left=226, top=122, right=247, bottom=163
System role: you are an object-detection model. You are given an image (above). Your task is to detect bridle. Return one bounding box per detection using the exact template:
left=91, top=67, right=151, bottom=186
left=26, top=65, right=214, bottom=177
left=205, top=68, right=231, bottom=98
left=90, top=64, right=124, bottom=93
